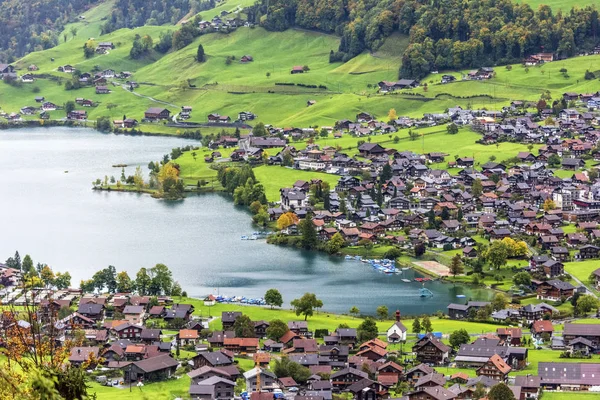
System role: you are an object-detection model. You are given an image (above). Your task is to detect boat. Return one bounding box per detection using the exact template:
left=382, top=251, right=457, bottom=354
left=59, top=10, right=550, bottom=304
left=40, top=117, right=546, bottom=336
left=401, top=267, right=410, bottom=271
left=456, top=295, right=466, bottom=298
left=241, top=235, right=248, bottom=240
left=249, top=234, right=258, bottom=240
left=419, top=287, right=434, bottom=297
left=345, top=255, right=354, bottom=260
left=354, top=256, right=362, bottom=261
left=415, top=278, right=424, bottom=282
left=401, top=279, right=411, bottom=283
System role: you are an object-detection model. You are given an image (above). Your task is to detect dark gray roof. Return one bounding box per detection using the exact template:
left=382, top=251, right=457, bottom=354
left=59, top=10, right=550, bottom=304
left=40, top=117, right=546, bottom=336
left=564, top=323, right=600, bottom=337
left=133, top=354, right=178, bottom=373
left=538, top=362, right=600, bottom=385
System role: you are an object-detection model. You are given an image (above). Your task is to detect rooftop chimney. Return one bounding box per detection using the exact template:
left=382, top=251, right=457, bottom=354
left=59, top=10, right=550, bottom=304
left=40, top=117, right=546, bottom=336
left=395, top=310, right=401, bottom=322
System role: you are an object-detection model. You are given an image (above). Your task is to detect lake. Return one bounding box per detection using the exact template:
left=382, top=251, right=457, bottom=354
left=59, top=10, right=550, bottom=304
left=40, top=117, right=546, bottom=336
left=0, top=128, right=492, bottom=315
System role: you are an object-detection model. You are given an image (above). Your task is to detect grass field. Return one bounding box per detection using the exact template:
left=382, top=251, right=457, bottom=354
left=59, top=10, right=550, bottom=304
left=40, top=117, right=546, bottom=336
left=543, top=394, right=600, bottom=400
left=564, top=260, right=598, bottom=287
left=253, top=165, right=341, bottom=201
left=3, top=0, right=600, bottom=132
left=174, top=297, right=509, bottom=335
left=89, top=377, right=190, bottom=400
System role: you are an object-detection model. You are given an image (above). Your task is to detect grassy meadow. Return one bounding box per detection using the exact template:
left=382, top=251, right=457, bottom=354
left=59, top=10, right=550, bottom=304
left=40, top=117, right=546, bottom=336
left=2, top=0, right=600, bottom=131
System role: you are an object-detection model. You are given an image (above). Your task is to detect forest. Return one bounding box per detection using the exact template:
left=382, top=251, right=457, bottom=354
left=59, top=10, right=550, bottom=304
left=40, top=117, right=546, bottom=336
left=0, top=0, right=95, bottom=62
left=250, top=0, right=600, bottom=79
left=100, top=0, right=214, bottom=34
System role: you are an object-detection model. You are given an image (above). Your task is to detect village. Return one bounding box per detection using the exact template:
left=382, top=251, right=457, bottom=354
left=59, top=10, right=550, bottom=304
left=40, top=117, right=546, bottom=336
left=2, top=260, right=600, bottom=400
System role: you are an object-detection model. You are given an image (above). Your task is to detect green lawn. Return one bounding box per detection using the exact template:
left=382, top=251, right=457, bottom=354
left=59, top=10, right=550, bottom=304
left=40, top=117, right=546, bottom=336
left=6, top=0, right=600, bottom=132
left=177, top=297, right=508, bottom=335
left=543, top=394, right=600, bottom=400
left=89, top=377, right=190, bottom=400
left=564, top=260, right=598, bottom=286
left=253, top=165, right=340, bottom=201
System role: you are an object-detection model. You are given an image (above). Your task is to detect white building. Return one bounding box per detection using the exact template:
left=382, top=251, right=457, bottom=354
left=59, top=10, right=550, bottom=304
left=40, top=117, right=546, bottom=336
left=386, top=310, right=407, bottom=343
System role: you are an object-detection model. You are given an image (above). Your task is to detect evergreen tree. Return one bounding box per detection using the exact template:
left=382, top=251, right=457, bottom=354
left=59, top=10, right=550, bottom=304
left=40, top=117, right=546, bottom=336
left=412, top=317, right=421, bottom=334
left=196, top=43, right=205, bottom=62
left=299, top=214, right=318, bottom=250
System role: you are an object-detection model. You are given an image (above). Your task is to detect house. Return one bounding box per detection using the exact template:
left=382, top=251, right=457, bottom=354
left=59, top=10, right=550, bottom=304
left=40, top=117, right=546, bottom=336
left=288, top=321, right=309, bottom=337
left=561, top=158, right=585, bottom=170
left=462, top=246, right=478, bottom=258
left=519, top=303, right=558, bottom=322
left=476, top=354, right=511, bottom=381
left=254, top=320, right=270, bottom=338
left=577, top=245, right=600, bottom=260
left=407, top=386, right=457, bottom=400
left=58, top=65, right=74, bottom=73
left=193, top=351, right=234, bottom=369
left=95, top=85, right=110, bottom=94
left=386, top=310, right=407, bottom=343
left=538, top=362, right=600, bottom=390
left=531, top=320, right=554, bottom=339
left=331, top=368, right=369, bottom=391
left=356, top=343, right=388, bottom=361
left=243, top=368, right=279, bottom=392
left=447, top=301, right=490, bottom=319
left=563, top=323, right=600, bottom=346
left=77, top=303, right=104, bottom=320
left=536, top=279, right=575, bottom=301
left=97, top=42, right=115, bottom=51
left=221, top=312, right=242, bottom=330
left=412, top=333, right=450, bottom=365
left=291, top=66, right=305, bottom=74
left=238, top=111, right=256, bottom=121
left=378, top=80, right=419, bottom=92
left=140, top=329, right=163, bottom=343
left=21, top=74, right=34, bottom=83
left=240, top=55, right=254, bottom=63
left=144, top=107, right=171, bottom=120
left=358, top=143, right=386, bottom=157
left=113, top=322, right=143, bottom=340
left=188, top=365, right=240, bottom=384
left=514, top=375, right=541, bottom=399
left=67, top=110, right=87, bottom=120
left=189, top=376, right=236, bottom=400
left=123, top=305, right=145, bottom=324
left=179, top=329, right=200, bottom=346
left=125, top=354, right=179, bottom=382
left=496, top=328, right=522, bottom=346
left=69, top=347, right=99, bottom=366
left=223, top=337, right=259, bottom=353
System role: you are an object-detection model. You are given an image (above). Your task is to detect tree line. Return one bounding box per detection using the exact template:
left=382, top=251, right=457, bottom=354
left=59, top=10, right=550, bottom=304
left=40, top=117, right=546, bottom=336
left=0, top=0, right=95, bottom=62
left=4, top=250, right=71, bottom=289
left=100, top=0, right=207, bottom=34
left=248, top=0, right=600, bottom=79
left=79, top=263, right=183, bottom=296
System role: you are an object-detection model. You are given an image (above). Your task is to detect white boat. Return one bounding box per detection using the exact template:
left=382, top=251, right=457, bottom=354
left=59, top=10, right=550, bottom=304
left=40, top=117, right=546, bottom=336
left=401, top=279, right=411, bottom=283
left=241, top=235, right=248, bottom=240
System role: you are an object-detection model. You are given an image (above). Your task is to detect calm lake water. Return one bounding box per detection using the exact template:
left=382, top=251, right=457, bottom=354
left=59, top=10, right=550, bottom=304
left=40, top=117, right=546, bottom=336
left=0, top=128, right=493, bottom=315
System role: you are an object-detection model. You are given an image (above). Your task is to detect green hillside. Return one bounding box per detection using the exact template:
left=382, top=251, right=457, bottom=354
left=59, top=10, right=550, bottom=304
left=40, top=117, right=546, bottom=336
left=2, top=0, right=600, bottom=131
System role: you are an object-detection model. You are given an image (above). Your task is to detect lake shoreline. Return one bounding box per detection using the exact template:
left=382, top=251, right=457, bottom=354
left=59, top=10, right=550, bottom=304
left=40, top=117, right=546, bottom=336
left=0, top=120, right=202, bottom=140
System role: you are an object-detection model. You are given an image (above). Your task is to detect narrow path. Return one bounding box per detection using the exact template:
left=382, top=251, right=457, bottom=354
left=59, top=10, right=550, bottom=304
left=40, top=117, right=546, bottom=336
left=119, top=84, right=179, bottom=108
